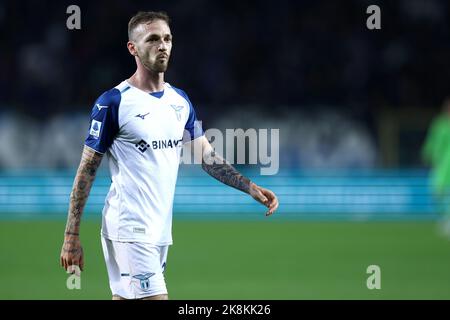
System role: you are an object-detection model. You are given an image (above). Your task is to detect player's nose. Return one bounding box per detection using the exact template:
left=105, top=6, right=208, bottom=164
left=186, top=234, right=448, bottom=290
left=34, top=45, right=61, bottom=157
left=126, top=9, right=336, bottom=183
left=158, top=41, right=168, bottom=51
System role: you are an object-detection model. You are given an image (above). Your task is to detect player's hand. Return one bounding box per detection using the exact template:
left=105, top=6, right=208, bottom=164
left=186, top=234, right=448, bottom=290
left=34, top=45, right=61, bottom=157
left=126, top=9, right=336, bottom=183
left=249, top=182, right=279, bottom=216
left=60, top=234, right=84, bottom=274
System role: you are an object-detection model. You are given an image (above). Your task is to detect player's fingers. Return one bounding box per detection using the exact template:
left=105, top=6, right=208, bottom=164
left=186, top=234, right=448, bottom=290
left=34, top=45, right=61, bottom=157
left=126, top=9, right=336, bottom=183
left=255, top=189, right=269, bottom=205
left=70, top=261, right=79, bottom=274
left=269, top=200, right=279, bottom=214
left=266, top=197, right=279, bottom=216
left=263, top=189, right=276, bottom=201
left=269, top=195, right=279, bottom=209
left=261, top=190, right=277, bottom=208
left=61, top=256, right=68, bottom=270
left=67, top=258, right=74, bottom=273
left=273, top=198, right=279, bottom=210
left=266, top=207, right=276, bottom=216
left=266, top=202, right=276, bottom=215
left=264, top=189, right=276, bottom=203
left=61, top=255, right=66, bottom=269
left=79, top=255, right=84, bottom=272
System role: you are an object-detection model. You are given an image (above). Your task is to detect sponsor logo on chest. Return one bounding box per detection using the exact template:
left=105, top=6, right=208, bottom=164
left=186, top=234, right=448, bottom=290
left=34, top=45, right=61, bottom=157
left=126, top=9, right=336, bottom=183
left=135, top=138, right=183, bottom=153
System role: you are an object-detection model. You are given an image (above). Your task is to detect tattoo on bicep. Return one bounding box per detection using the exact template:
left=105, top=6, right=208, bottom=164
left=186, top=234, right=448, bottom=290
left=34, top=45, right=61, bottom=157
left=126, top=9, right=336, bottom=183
left=201, top=150, right=251, bottom=194
left=65, top=147, right=103, bottom=234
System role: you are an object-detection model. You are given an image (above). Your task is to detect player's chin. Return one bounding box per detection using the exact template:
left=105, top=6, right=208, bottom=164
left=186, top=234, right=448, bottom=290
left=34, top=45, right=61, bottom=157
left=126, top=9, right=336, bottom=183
left=154, top=61, right=169, bottom=72
left=145, top=61, right=168, bottom=73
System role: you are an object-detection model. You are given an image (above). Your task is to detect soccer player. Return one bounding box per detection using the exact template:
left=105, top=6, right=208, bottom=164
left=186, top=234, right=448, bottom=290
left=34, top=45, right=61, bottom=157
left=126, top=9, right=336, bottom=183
left=60, top=11, right=279, bottom=300
left=422, top=98, right=450, bottom=237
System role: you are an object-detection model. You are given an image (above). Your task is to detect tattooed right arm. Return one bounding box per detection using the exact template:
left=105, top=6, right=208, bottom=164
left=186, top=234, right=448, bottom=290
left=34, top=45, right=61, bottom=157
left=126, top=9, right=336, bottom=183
left=64, top=146, right=103, bottom=235
left=60, top=146, right=103, bottom=272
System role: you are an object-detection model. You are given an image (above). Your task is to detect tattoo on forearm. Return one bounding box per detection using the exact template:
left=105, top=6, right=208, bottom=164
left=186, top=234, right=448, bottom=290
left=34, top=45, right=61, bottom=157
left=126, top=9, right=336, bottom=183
left=63, top=239, right=83, bottom=254
left=65, top=232, right=79, bottom=236
left=64, top=147, right=102, bottom=235
left=201, top=150, right=251, bottom=194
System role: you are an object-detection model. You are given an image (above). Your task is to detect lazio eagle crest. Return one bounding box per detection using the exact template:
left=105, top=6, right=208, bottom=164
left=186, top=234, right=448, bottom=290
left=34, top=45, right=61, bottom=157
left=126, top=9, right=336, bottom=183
left=170, top=104, right=184, bottom=121
left=132, top=272, right=155, bottom=291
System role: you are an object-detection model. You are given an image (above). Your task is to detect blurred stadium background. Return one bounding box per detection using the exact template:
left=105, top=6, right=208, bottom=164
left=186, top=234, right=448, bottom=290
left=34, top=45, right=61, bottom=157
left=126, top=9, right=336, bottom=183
left=1, top=0, right=450, bottom=299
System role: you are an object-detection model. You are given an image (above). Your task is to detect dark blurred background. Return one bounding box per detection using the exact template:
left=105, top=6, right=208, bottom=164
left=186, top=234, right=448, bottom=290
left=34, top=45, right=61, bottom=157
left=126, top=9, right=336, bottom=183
left=1, top=0, right=449, bottom=169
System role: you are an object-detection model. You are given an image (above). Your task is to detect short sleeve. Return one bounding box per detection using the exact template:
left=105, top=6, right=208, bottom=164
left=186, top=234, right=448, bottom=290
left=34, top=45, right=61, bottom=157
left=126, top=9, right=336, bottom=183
left=172, top=87, right=204, bottom=142
left=84, top=88, right=121, bottom=153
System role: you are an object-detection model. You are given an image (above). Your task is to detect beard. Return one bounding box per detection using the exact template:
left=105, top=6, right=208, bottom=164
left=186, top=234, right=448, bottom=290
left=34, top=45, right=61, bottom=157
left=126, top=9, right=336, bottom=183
left=139, top=54, right=169, bottom=73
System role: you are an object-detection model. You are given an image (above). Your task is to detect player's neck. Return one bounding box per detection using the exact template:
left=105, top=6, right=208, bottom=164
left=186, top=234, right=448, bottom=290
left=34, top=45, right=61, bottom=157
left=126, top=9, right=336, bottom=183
left=128, top=69, right=165, bottom=93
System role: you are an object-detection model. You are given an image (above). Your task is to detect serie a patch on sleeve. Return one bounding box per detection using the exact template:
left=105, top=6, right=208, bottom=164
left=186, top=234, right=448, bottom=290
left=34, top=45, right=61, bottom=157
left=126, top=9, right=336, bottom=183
left=90, top=120, right=102, bottom=138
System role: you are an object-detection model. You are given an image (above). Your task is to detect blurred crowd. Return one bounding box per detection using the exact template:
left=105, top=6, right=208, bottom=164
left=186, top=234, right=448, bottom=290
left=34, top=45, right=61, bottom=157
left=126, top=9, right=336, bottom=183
left=1, top=0, right=449, bottom=117
left=0, top=109, right=376, bottom=169
left=0, top=0, right=449, bottom=169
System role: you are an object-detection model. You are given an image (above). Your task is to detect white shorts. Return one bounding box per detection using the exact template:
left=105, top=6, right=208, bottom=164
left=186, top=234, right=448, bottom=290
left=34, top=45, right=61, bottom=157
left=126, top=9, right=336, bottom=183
left=101, top=237, right=169, bottom=299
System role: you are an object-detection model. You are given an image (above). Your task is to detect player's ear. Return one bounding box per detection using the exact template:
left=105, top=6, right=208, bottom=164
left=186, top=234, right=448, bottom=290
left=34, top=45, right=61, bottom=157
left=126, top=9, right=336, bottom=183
left=127, top=41, right=138, bottom=56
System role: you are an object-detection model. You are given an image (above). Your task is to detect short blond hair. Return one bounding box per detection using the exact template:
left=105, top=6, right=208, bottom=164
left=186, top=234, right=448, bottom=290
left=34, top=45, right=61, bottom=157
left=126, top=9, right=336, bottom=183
left=128, top=11, right=170, bottom=40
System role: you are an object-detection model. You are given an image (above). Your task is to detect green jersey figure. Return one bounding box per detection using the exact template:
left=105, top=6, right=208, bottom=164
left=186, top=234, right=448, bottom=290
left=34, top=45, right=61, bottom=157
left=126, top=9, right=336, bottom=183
left=422, top=98, right=450, bottom=237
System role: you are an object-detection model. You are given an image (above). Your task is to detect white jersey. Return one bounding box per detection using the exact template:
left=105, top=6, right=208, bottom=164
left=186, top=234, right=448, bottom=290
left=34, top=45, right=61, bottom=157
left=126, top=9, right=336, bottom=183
left=85, top=80, right=203, bottom=245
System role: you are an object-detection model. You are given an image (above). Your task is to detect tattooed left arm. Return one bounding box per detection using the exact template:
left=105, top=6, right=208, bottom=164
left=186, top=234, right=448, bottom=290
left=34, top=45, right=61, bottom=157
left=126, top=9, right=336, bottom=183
left=197, top=136, right=279, bottom=216
left=201, top=149, right=251, bottom=194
